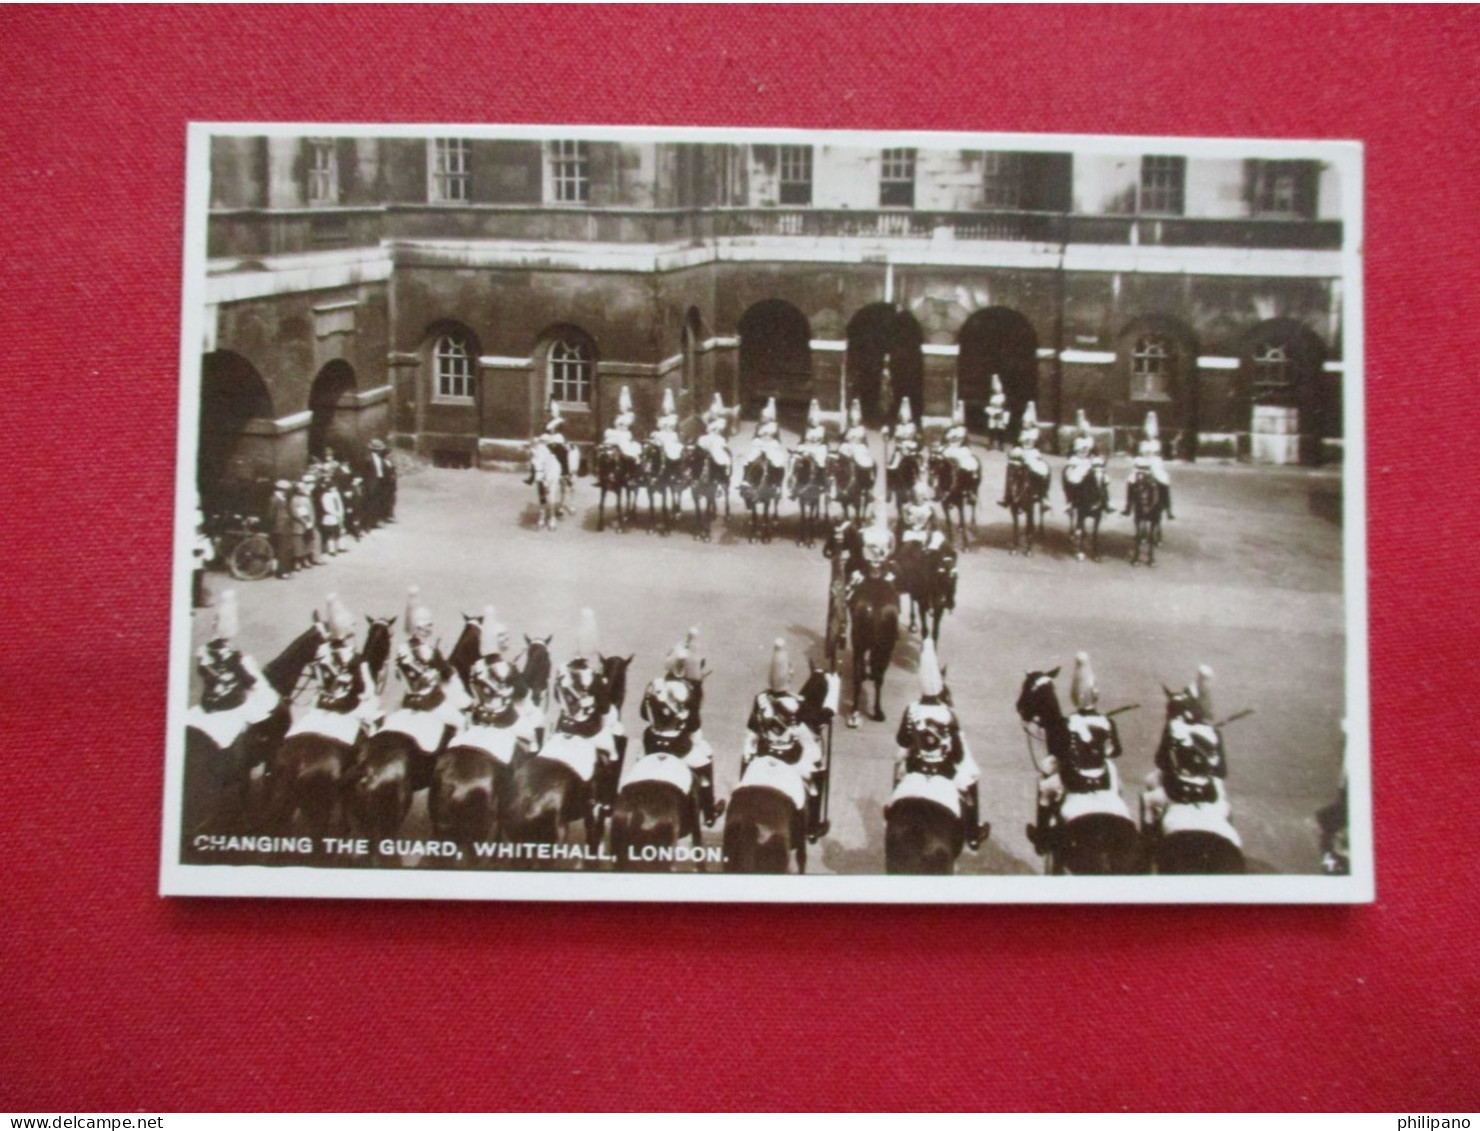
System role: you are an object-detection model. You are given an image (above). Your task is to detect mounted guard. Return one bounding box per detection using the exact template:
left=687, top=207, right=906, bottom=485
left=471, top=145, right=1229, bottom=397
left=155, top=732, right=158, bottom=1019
left=695, top=392, right=733, bottom=471
left=185, top=589, right=281, bottom=754
left=1143, top=665, right=1232, bottom=834
left=283, top=593, right=380, bottom=749
left=984, top=373, right=1009, bottom=449
left=1028, top=652, right=1129, bottom=854
left=1123, top=410, right=1176, bottom=520
left=998, top=399, right=1051, bottom=511
left=543, top=608, right=625, bottom=815
left=649, top=387, right=684, bottom=462
left=886, top=395, right=921, bottom=473
left=539, top=402, right=577, bottom=483
left=837, top=397, right=873, bottom=471
left=630, top=627, right=724, bottom=827
left=740, top=639, right=829, bottom=843
left=603, top=385, right=643, bottom=461
left=743, top=396, right=788, bottom=472
left=456, top=608, right=541, bottom=769
left=379, top=588, right=467, bottom=763
left=888, top=638, right=987, bottom=851
left=1063, top=410, right=1106, bottom=499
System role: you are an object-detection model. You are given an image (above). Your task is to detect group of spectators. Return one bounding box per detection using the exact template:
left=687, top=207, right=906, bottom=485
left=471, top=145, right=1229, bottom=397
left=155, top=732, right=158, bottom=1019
left=266, top=439, right=397, bottom=578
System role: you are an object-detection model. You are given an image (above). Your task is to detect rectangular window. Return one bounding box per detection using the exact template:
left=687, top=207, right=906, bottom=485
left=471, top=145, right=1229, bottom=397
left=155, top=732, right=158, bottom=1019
left=307, top=139, right=339, bottom=205
left=434, top=336, right=475, bottom=402
left=778, top=145, right=812, bottom=205
left=880, top=147, right=915, bottom=208
left=1131, top=335, right=1173, bottom=401
left=1252, top=160, right=1314, bottom=217
left=1140, top=155, right=1186, bottom=215
left=548, top=340, right=593, bottom=404
left=982, top=152, right=1025, bottom=209
left=430, top=138, right=470, bottom=203
left=549, top=140, right=590, bottom=203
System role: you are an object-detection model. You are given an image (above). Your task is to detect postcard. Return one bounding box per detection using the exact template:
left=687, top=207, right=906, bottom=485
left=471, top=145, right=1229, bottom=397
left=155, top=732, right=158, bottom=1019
left=162, top=123, right=1369, bottom=902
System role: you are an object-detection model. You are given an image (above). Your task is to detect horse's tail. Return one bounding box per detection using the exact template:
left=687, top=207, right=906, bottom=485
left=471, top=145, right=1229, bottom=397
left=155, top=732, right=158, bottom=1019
left=1154, top=829, right=1246, bottom=874
left=1059, top=812, right=1143, bottom=875
left=722, top=788, right=793, bottom=873
left=350, top=739, right=413, bottom=844
left=612, top=780, right=687, bottom=872
left=429, top=747, right=498, bottom=849
left=884, top=797, right=960, bottom=874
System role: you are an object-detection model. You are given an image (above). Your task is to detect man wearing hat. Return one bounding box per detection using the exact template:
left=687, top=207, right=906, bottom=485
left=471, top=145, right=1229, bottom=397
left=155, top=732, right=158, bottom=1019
left=363, top=438, right=396, bottom=528
left=185, top=589, right=280, bottom=753
left=885, top=396, right=920, bottom=473
left=836, top=397, right=874, bottom=469
left=538, top=404, right=575, bottom=486
left=900, top=481, right=942, bottom=550
left=741, top=639, right=829, bottom=842
left=267, top=479, right=294, bottom=578
left=1144, top=665, right=1231, bottom=833
left=1028, top=652, right=1126, bottom=854
left=649, top=388, right=684, bottom=461
left=457, top=607, right=541, bottom=768
left=1123, top=410, right=1175, bottom=520
left=890, top=638, right=986, bottom=850
left=600, top=386, right=643, bottom=461
left=796, top=399, right=830, bottom=467
left=635, top=626, right=724, bottom=827
left=290, top=478, right=318, bottom=571
left=1062, top=409, right=1110, bottom=511
left=984, top=374, right=1009, bottom=449
left=997, top=400, right=1051, bottom=511
left=285, top=594, right=380, bottom=748
left=696, top=393, right=734, bottom=470
left=742, top=396, right=787, bottom=474
left=381, top=588, right=464, bottom=761
left=542, top=609, right=626, bottom=816
left=941, top=400, right=977, bottom=471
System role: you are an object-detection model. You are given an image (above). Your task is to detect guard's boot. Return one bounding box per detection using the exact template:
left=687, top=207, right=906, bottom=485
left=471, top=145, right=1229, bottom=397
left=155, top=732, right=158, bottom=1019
left=806, top=788, right=831, bottom=843
left=1162, top=484, right=1176, bottom=520
left=963, top=783, right=985, bottom=851
left=593, top=753, right=617, bottom=819
left=1027, top=801, right=1054, bottom=856
left=696, top=763, right=725, bottom=828
left=1121, top=486, right=1134, bottom=517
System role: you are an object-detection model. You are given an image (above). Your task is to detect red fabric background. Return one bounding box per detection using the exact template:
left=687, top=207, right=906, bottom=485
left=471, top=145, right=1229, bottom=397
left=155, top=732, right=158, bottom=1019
left=3, top=5, right=1476, bottom=1112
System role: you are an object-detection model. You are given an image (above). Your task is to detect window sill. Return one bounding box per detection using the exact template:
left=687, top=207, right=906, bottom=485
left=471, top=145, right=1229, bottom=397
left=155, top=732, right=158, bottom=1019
left=431, top=396, right=477, bottom=408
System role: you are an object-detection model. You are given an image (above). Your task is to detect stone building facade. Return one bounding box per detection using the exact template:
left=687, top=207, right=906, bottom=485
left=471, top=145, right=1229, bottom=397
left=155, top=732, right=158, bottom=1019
left=196, top=132, right=1347, bottom=509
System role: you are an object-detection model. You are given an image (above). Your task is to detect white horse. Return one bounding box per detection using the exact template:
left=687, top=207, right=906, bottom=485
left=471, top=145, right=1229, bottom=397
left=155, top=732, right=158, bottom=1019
left=528, top=441, right=568, bottom=530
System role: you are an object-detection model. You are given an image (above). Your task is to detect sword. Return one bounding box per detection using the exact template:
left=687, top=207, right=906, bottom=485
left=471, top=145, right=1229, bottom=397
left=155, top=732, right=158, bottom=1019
left=1105, top=703, right=1141, bottom=719
left=1218, top=708, right=1254, bottom=728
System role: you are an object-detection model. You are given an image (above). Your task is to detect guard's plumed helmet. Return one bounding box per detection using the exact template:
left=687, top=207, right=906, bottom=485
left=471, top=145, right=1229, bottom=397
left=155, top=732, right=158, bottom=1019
left=1143, top=411, right=1160, bottom=442
left=990, top=373, right=1004, bottom=398
left=211, top=588, right=240, bottom=642
left=898, top=397, right=914, bottom=425
left=557, top=664, right=602, bottom=723
left=1075, top=409, right=1091, bottom=435
left=325, top=592, right=355, bottom=644
left=1021, top=401, right=1039, bottom=430
left=1071, top=651, right=1099, bottom=711
left=761, top=397, right=778, bottom=424
left=768, top=638, right=791, bottom=693
left=709, top=392, right=725, bottom=417
left=661, top=388, right=676, bottom=416
left=682, top=626, right=703, bottom=681
left=918, top=638, right=945, bottom=699
left=952, top=400, right=966, bottom=427
left=475, top=654, right=520, bottom=713
left=1191, top=664, right=1215, bottom=721
left=849, top=398, right=863, bottom=428
left=405, top=586, right=433, bottom=642
left=576, top=607, right=600, bottom=663
left=807, top=399, right=821, bottom=428
left=618, top=385, right=634, bottom=414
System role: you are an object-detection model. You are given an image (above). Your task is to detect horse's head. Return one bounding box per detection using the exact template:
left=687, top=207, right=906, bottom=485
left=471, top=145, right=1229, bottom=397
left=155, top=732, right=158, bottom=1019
left=361, top=614, right=397, bottom=679
left=1015, top=666, right=1063, bottom=728
left=823, top=517, right=857, bottom=561
left=600, top=653, right=634, bottom=714
left=522, top=633, right=554, bottom=691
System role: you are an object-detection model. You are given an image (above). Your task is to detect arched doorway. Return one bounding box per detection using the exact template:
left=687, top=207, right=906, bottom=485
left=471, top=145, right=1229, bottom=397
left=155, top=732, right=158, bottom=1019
left=198, top=350, right=275, bottom=516
left=845, top=303, right=924, bottom=427
left=957, top=307, right=1039, bottom=433
left=308, top=360, right=358, bottom=461
left=1240, top=318, right=1330, bottom=465
left=737, top=299, right=812, bottom=424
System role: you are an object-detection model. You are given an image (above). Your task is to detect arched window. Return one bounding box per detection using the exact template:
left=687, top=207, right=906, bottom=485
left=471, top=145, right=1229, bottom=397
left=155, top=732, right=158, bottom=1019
left=1252, top=342, right=1294, bottom=404
left=434, top=335, right=475, bottom=401
left=548, top=337, right=594, bottom=405
left=1131, top=335, right=1173, bottom=401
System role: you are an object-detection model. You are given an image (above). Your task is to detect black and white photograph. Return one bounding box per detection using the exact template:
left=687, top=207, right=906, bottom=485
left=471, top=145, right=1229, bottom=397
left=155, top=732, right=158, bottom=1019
left=163, top=124, right=1368, bottom=902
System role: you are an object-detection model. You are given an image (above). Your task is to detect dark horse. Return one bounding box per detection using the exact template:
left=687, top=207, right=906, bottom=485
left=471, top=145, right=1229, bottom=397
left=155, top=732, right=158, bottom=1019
left=1142, top=682, right=1245, bottom=874
left=181, top=623, right=322, bottom=845
left=892, top=538, right=957, bottom=644
left=680, top=443, right=730, bottom=543
left=1014, top=668, right=1143, bottom=875
left=501, top=653, right=632, bottom=866
left=884, top=446, right=921, bottom=521
left=1128, top=468, right=1166, bottom=567
left=884, top=795, right=963, bottom=875
left=845, top=570, right=900, bottom=729
left=592, top=443, right=639, bottom=533
left=424, top=619, right=547, bottom=855
left=261, top=616, right=395, bottom=847
left=1063, top=463, right=1112, bottom=563
left=826, top=449, right=876, bottom=526
left=638, top=439, right=685, bottom=535
left=1004, top=460, right=1049, bottom=556
left=722, top=664, right=835, bottom=874
left=789, top=451, right=829, bottom=548
left=347, top=617, right=480, bottom=857
left=739, top=457, right=785, bottom=544
left=928, top=450, right=980, bottom=551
